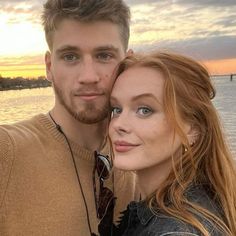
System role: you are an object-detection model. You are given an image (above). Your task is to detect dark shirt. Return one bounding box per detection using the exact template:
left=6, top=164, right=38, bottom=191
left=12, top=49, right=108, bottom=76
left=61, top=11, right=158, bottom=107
left=113, top=185, right=224, bottom=236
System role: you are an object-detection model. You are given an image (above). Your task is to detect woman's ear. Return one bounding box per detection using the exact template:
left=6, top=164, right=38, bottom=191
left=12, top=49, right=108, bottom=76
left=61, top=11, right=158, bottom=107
left=187, top=126, right=199, bottom=146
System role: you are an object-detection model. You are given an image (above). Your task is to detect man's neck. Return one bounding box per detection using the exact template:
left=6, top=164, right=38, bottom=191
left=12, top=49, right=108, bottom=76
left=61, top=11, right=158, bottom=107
left=49, top=109, right=108, bottom=151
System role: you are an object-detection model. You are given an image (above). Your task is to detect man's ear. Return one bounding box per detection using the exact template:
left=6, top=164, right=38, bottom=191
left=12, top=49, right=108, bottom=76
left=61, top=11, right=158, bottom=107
left=45, top=51, right=52, bottom=82
left=126, top=48, right=134, bottom=57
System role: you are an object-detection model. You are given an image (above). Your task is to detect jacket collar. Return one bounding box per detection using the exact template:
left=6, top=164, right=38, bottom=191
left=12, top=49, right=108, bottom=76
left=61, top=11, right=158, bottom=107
left=128, top=201, right=155, bottom=225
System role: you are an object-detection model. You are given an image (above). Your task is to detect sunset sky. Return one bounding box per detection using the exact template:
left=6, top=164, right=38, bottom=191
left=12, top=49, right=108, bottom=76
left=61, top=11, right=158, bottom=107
left=0, top=0, right=236, bottom=78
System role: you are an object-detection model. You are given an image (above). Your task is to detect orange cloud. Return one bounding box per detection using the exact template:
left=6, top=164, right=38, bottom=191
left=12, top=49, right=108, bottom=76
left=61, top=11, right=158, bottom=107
left=1, top=58, right=235, bottom=78
left=203, top=58, right=236, bottom=75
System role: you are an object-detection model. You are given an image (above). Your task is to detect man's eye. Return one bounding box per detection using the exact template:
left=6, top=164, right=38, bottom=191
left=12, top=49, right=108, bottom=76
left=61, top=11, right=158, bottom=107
left=97, top=53, right=113, bottom=61
left=111, top=107, right=122, bottom=117
left=137, top=107, right=153, bottom=116
left=63, top=54, right=78, bottom=62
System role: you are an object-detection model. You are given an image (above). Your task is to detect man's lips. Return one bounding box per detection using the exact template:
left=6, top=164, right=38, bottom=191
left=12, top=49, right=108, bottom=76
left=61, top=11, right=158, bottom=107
left=75, top=92, right=104, bottom=101
left=113, top=140, right=140, bottom=153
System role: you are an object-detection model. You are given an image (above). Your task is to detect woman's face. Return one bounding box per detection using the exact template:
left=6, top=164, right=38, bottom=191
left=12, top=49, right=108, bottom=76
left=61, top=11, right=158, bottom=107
left=109, top=66, right=191, bottom=172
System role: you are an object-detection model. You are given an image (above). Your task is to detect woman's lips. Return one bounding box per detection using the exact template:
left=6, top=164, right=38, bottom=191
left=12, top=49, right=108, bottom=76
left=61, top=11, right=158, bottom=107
left=113, top=141, right=140, bottom=153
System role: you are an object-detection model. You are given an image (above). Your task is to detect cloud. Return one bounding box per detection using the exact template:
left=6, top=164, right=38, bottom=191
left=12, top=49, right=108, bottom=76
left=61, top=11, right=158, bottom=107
left=126, top=0, right=157, bottom=5
left=131, top=35, right=236, bottom=61
left=0, top=0, right=235, bottom=63
left=128, top=0, right=236, bottom=62
left=0, top=54, right=44, bottom=67
left=175, top=0, right=236, bottom=7
left=126, top=0, right=236, bottom=7
left=215, top=15, right=236, bottom=28
left=0, top=0, right=30, bottom=3
left=0, top=0, right=42, bottom=24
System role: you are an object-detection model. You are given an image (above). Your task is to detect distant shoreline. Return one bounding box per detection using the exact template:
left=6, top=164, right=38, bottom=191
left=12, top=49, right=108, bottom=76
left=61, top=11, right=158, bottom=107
left=0, top=84, right=51, bottom=91
left=211, top=73, right=236, bottom=81
left=0, top=74, right=235, bottom=92
left=0, top=76, right=51, bottom=91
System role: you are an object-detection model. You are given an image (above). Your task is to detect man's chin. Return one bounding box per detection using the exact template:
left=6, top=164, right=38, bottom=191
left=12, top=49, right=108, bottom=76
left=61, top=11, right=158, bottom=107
left=70, top=109, right=108, bottom=124
left=74, top=115, right=108, bottom=124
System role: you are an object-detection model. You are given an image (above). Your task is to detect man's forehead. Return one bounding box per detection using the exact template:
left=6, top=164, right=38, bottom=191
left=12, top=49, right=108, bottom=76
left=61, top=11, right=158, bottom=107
left=51, top=20, right=125, bottom=51
left=54, top=44, right=122, bottom=54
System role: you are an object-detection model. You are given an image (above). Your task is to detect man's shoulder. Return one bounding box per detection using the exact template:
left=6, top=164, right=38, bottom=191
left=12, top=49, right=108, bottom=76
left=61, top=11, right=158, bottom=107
left=0, top=114, right=45, bottom=164
left=113, top=168, right=138, bottom=192
left=0, top=114, right=46, bottom=138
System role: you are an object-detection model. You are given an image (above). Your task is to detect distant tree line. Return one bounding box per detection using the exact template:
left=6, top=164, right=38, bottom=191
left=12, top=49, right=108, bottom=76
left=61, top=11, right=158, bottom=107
left=0, top=75, right=51, bottom=91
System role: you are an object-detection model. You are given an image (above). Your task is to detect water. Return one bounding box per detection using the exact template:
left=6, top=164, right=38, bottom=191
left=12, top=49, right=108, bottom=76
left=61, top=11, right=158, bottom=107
left=211, top=76, right=236, bottom=156
left=0, top=78, right=235, bottom=155
left=0, top=87, right=54, bottom=124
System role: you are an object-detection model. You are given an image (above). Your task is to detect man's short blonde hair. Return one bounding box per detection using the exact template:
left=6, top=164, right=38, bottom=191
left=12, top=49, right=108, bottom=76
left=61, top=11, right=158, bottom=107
left=42, top=0, right=130, bottom=51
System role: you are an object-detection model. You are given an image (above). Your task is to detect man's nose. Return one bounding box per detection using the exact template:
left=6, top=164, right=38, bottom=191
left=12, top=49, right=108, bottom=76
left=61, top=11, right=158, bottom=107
left=77, top=57, right=100, bottom=84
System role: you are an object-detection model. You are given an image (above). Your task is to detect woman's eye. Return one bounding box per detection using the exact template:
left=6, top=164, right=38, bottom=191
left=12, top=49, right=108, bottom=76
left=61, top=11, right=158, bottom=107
left=137, top=107, right=153, bottom=116
left=111, top=107, right=122, bottom=117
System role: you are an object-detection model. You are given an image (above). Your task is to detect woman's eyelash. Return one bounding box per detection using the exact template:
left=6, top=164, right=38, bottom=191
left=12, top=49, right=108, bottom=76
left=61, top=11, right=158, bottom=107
left=137, top=106, right=153, bottom=116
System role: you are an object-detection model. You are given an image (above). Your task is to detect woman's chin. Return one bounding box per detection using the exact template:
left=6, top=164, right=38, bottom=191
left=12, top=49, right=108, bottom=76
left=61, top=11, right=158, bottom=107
left=113, top=159, right=136, bottom=171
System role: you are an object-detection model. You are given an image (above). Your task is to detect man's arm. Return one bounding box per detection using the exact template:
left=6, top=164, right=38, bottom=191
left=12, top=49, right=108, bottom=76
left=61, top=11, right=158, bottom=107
left=0, top=127, right=14, bottom=208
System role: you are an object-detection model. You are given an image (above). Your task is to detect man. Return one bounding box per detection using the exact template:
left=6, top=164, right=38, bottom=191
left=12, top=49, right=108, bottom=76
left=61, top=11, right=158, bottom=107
left=0, top=0, right=137, bottom=235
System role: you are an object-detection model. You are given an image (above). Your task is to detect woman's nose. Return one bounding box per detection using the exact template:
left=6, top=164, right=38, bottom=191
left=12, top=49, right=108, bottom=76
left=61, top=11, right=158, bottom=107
left=111, top=112, right=131, bottom=135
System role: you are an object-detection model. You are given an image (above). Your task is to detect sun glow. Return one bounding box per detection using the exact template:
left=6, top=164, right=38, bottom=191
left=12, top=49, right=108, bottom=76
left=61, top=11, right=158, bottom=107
left=0, top=21, right=47, bottom=56
left=0, top=1, right=235, bottom=78
left=0, top=10, right=47, bottom=78
left=203, top=58, right=236, bottom=75
left=0, top=64, right=45, bottom=78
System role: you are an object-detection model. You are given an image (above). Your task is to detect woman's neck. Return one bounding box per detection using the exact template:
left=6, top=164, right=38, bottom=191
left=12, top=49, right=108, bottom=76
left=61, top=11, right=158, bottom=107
left=137, top=159, right=172, bottom=200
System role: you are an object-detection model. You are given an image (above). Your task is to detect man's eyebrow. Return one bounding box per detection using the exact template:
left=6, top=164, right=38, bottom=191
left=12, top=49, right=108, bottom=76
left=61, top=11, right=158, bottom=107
left=95, top=45, right=119, bottom=53
left=55, top=45, right=120, bottom=54
left=56, top=45, right=80, bottom=54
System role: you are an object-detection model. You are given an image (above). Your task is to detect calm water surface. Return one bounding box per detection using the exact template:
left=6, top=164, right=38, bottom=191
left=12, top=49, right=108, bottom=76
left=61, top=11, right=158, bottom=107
left=0, top=77, right=236, bottom=155
left=0, top=87, right=54, bottom=124
left=211, top=77, right=236, bottom=155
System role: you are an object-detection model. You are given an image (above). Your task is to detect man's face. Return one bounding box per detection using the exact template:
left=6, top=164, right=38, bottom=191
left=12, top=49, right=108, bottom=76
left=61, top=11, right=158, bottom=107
left=45, top=19, right=126, bottom=124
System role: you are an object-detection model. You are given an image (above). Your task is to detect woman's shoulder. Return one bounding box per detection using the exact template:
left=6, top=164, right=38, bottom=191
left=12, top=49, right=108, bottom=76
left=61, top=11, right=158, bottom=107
left=144, top=213, right=211, bottom=235
left=140, top=199, right=222, bottom=235
left=113, top=201, right=202, bottom=236
left=186, top=184, right=223, bottom=218
left=133, top=201, right=202, bottom=235
left=113, top=186, right=224, bottom=236
left=147, top=185, right=223, bottom=235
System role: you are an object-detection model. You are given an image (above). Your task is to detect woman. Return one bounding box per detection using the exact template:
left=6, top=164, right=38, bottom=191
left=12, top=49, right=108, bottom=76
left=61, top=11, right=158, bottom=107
left=109, top=52, right=236, bottom=236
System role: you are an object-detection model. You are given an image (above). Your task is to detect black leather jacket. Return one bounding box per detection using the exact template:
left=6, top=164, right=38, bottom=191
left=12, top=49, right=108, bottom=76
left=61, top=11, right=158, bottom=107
left=113, top=185, right=224, bottom=236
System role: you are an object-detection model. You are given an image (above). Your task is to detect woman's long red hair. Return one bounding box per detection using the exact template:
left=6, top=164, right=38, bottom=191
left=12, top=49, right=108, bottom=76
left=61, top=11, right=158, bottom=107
left=114, top=51, right=236, bottom=236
